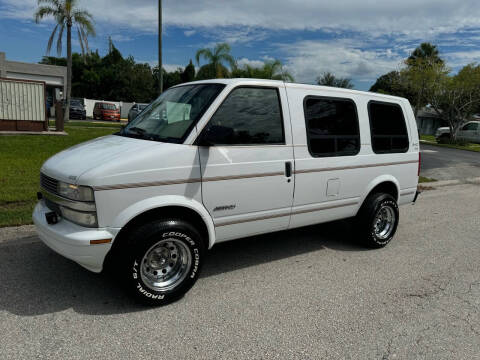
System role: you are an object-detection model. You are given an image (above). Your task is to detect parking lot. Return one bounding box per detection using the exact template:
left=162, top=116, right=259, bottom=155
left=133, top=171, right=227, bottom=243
left=0, top=183, right=479, bottom=359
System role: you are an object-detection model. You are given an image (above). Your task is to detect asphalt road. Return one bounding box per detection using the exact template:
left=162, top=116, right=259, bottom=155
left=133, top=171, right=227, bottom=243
left=1, top=184, right=479, bottom=359
left=421, top=143, right=480, bottom=181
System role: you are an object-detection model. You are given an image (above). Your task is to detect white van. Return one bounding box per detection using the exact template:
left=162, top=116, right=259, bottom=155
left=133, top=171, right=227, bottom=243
left=34, top=79, right=420, bottom=305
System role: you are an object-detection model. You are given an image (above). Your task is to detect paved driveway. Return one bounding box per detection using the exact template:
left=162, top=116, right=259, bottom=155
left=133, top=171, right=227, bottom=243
left=1, top=184, right=479, bottom=359
left=421, top=143, right=480, bottom=180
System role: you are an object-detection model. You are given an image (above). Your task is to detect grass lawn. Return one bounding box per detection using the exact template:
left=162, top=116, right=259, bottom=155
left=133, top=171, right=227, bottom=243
left=0, top=125, right=120, bottom=228
left=419, top=176, right=437, bottom=183
left=420, top=135, right=480, bottom=152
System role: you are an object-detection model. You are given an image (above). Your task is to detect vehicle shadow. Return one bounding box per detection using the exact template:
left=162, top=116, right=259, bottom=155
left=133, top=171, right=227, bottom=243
left=202, top=220, right=367, bottom=278
left=0, top=220, right=367, bottom=317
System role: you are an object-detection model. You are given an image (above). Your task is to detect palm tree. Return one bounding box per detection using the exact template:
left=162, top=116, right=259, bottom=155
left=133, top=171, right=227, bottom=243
left=231, top=60, right=294, bottom=81
left=195, top=43, right=235, bottom=78
left=317, top=72, right=354, bottom=89
left=261, top=60, right=294, bottom=81
left=35, top=0, right=95, bottom=124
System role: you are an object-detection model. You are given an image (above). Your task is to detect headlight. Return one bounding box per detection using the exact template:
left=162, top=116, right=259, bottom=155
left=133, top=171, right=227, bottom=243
left=58, top=182, right=94, bottom=202
left=60, top=206, right=98, bottom=228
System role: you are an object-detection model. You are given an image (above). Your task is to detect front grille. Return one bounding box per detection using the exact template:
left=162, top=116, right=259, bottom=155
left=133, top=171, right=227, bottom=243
left=40, top=173, right=59, bottom=195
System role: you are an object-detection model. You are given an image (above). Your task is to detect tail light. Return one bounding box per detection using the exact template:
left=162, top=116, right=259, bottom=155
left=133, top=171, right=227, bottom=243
left=418, top=152, right=421, bottom=177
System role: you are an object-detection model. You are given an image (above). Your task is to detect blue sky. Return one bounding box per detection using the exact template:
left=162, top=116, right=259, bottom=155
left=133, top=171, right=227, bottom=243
left=1, top=0, right=480, bottom=90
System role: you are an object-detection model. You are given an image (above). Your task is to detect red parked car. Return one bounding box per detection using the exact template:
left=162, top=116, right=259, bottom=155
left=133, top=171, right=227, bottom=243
left=93, top=102, right=121, bottom=121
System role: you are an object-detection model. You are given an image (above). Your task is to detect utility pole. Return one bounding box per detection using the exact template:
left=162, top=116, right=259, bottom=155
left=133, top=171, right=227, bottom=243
left=158, top=0, right=163, bottom=94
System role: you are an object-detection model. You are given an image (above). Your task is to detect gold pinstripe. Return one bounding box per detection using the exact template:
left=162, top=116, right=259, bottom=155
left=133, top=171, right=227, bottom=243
left=92, top=160, right=418, bottom=191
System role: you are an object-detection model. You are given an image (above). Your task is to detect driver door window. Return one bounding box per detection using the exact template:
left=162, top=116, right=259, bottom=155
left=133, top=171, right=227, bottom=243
left=201, top=87, right=285, bottom=145
left=198, top=86, right=294, bottom=241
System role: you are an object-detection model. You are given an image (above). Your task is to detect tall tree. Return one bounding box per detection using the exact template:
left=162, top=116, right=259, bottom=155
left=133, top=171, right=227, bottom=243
left=195, top=43, right=235, bottom=78
left=427, top=63, right=480, bottom=142
left=35, top=0, right=95, bottom=124
left=317, top=72, right=354, bottom=89
left=407, top=42, right=444, bottom=66
left=181, top=60, right=196, bottom=83
left=403, top=43, right=445, bottom=117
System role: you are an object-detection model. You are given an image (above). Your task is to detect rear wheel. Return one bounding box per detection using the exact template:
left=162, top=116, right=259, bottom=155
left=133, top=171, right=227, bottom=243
left=355, top=193, right=399, bottom=248
left=121, top=219, right=205, bottom=305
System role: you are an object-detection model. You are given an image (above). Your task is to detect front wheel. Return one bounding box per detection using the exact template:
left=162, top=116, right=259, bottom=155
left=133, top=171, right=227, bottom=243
left=122, top=219, right=205, bottom=305
left=355, top=193, right=399, bottom=248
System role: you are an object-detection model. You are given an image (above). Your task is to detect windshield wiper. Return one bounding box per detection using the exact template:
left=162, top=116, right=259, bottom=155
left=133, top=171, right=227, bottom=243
left=127, top=127, right=147, bottom=135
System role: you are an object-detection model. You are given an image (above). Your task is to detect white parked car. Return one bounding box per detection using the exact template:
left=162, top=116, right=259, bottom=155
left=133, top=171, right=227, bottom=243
left=435, top=121, right=480, bottom=143
left=34, top=79, right=420, bottom=305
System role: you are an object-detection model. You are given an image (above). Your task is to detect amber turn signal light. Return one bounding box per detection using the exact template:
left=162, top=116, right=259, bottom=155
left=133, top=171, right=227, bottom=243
left=90, top=239, right=112, bottom=245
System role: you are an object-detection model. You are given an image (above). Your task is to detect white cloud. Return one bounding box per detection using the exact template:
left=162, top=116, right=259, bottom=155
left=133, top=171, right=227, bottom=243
left=3, top=0, right=480, bottom=40
left=236, top=57, right=266, bottom=68
left=3, top=0, right=480, bottom=86
left=280, top=40, right=404, bottom=84
left=110, top=34, right=133, bottom=42
left=184, top=30, right=196, bottom=37
left=444, top=50, right=480, bottom=68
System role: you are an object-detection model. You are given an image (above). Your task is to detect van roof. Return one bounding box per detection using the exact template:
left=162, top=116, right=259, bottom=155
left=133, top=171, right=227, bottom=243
left=181, top=78, right=409, bottom=103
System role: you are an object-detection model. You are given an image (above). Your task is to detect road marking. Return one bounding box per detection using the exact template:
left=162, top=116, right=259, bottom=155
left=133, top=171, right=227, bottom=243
left=421, top=150, right=438, bottom=153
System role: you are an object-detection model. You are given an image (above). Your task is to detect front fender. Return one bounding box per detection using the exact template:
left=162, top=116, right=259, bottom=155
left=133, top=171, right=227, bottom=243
left=111, top=195, right=216, bottom=248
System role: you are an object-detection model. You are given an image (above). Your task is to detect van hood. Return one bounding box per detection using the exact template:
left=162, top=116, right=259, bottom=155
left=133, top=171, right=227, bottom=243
left=41, top=135, right=160, bottom=183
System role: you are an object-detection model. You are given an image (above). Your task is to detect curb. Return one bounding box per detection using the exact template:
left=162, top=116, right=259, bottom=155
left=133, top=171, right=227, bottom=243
left=419, top=176, right=480, bottom=190
left=420, top=139, right=480, bottom=153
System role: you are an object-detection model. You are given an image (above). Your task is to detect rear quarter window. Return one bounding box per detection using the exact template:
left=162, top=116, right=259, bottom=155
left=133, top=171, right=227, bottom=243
left=368, top=101, right=409, bottom=154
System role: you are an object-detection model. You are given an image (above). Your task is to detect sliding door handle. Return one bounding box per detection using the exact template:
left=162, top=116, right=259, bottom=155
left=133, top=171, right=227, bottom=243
left=285, top=161, right=292, bottom=178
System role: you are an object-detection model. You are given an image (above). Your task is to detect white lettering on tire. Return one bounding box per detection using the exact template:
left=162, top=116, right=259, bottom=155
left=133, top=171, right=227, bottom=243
left=137, top=283, right=165, bottom=300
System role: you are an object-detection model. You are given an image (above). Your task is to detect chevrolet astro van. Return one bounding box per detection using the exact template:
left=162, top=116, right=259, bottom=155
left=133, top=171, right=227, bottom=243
left=34, top=79, right=420, bottom=305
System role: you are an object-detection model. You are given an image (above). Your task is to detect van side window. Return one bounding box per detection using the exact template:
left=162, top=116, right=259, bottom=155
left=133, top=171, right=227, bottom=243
left=202, top=87, right=285, bottom=145
left=368, top=101, right=409, bottom=153
left=303, top=97, right=360, bottom=157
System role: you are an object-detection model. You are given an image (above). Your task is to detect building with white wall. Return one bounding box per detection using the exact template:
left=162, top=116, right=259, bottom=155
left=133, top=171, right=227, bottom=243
left=0, top=51, right=67, bottom=131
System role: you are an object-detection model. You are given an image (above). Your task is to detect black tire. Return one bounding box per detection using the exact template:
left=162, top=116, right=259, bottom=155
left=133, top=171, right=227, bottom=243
left=121, top=219, right=205, bottom=305
left=355, top=193, right=399, bottom=248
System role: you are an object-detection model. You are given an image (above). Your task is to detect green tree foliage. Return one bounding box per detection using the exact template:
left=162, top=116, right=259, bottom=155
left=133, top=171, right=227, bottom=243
left=317, top=72, right=354, bottom=89
left=427, top=63, right=480, bottom=141
left=41, top=40, right=195, bottom=103
left=35, top=0, right=95, bottom=122
left=196, top=43, right=235, bottom=78
left=232, top=60, right=294, bottom=81
left=407, top=42, right=444, bottom=66
left=181, top=60, right=196, bottom=83
left=371, top=42, right=480, bottom=142
left=401, top=43, right=447, bottom=117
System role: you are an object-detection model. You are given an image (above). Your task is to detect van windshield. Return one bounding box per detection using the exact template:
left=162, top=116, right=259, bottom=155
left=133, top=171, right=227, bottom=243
left=119, top=84, right=225, bottom=143
left=103, top=104, right=117, bottom=110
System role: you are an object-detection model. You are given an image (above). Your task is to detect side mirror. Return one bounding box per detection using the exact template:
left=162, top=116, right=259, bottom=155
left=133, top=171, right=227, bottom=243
left=197, top=125, right=234, bottom=146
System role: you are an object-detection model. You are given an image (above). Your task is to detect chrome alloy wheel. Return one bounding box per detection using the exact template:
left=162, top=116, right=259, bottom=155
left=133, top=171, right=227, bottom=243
left=373, top=205, right=396, bottom=240
left=140, top=239, right=192, bottom=292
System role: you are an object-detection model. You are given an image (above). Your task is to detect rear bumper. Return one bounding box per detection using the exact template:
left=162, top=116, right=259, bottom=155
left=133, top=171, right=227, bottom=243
left=70, top=110, right=86, bottom=119
left=101, top=113, right=120, bottom=121
left=33, top=201, right=116, bottom=273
